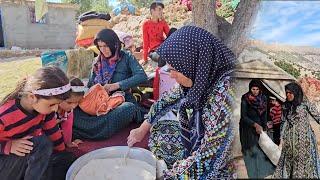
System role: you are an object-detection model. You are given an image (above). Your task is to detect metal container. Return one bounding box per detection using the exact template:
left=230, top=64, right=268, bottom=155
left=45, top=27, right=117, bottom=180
left=66, top=146, right=167, bottom=180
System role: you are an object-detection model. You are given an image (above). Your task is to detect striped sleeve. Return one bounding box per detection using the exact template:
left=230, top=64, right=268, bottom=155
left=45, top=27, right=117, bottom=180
left=0, top=119, right=6, bottom=154
left=42, top=113, right=65, bottom=151
left=0, top=119, right=11, bottom=155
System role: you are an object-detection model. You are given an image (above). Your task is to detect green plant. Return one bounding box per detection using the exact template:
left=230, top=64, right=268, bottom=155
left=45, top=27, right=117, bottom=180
left=0, top=58, right=41, bottom=100
left=128, top=0, right=154, bottom=8
left=315, top=72, right=320, bottom=80
left=216, top=1, right=234, bottom=18
left=274, top=60, right=300, bottom=79
left=63, top=0, right=112, bottom=15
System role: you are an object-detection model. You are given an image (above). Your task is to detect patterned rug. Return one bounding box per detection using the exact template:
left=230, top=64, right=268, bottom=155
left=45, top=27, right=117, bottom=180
left=67, top=122, right=149, bottom=157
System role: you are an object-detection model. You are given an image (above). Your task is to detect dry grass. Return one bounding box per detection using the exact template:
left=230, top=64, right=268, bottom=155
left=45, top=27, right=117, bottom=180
left=0, top=57, right=41, bottom=100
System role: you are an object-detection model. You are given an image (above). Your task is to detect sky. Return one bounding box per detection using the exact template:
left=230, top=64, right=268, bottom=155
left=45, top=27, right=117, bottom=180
left=250, top=1, right=320, bottom=47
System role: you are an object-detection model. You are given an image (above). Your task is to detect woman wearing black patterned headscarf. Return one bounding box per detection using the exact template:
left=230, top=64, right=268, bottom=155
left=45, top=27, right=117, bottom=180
left=128, top=26, right=236, bottom=179
left=239, top=79, right=275, bottom=178
left=273, top=82, right=320, bottom=178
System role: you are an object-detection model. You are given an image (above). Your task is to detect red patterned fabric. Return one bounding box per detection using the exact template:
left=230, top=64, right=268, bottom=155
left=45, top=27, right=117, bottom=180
left=153, top=67, right=160, bottom=100
left=79, top=84, right=125, bottom=116
left=67, top=123, right=149, bottom=157
left=270, top=104, right=282, bottom=125
left=75, top=38, right=94, bottom=47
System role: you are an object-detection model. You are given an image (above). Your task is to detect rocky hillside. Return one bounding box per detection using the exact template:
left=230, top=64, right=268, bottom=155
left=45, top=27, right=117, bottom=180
left=240, top=40, right=320, bottom=79
left=238, top=41, right=320, bottom=110
left=110, top=0, right=192, bottom=46
left=109, top=0, right=235, bottom=47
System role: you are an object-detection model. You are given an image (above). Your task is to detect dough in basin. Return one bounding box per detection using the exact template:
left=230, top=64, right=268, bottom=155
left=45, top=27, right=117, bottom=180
left=75, top=158, right=156, bottom=180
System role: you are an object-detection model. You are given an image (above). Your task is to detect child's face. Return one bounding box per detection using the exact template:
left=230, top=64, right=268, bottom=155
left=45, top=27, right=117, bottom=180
left=59, top=95, right=83, bottom=112
left=167, top=64, right=192, bottom=88
left=271, top=99, right=279, bottom=105
left=151, top=6, right=163, bottom=19
left=32, top=97, right=62, bottom=115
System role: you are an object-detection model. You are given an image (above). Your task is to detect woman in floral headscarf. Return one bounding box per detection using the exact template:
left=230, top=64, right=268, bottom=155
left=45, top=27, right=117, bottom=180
left=127, top=25, right=236, bottom=179
left=273, top=82, right=320, bottom=178
left=239, top=79, right=275, bottom=178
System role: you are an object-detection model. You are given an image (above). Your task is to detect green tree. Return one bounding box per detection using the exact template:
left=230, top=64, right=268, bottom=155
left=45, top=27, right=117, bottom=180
left=63, top=0, right=112, bottom=15
left=274, top=60, right=301, bottom=79
left=216, top=0, right=234, bottom=18
left=91, top=0, right=112, bottom=13
left=128, top=0, right=154, bottom=8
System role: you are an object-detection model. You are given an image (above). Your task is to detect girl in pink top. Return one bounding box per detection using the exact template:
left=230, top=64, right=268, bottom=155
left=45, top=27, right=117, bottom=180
left=57, top=78, right=86, bottom=148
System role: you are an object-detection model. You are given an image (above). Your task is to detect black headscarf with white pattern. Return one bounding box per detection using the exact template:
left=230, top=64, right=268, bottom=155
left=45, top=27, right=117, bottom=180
left=156, top=26, right=235, bottom=154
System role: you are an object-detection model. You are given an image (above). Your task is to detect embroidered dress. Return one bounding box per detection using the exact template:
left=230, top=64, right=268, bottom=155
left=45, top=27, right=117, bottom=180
left=273, top=101, right=320, bottom=178
left=147, top=26, right=237, bottom=179
left=148, top=76, right=236, bottom=179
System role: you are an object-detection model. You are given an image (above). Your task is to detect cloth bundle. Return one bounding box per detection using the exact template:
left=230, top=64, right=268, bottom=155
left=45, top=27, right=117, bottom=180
left=79, top=84, right=125, bottom=116
left=258, top=131, right=281, bottom=166
left=76, top=19, right=112, bottom=46
left=65, top=48, right=94, bottom=79
left=41, top=50, right=68, bottom=73
left=76, top=11, right=112, bottom=47
left=78, top=11, right=111, bottom=23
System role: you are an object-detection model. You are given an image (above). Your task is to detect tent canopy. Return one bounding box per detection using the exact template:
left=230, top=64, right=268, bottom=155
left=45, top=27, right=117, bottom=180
left=233, top=59, right=296, bottom=102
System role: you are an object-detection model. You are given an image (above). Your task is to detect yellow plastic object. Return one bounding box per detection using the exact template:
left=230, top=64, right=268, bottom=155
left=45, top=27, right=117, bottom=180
left=87, top=45, right=100, bottom=55
left=77, top=19, right=112, bottom=41
left=77, top=24, right=106, bottom=41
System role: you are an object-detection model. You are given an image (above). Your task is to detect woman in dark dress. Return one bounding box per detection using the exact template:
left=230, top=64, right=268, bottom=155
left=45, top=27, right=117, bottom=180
left=239, top=79, right=275, bottom=178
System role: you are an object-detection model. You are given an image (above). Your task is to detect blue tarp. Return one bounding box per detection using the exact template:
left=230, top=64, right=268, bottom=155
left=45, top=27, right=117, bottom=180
left=41, top=50, right=68, bottom=73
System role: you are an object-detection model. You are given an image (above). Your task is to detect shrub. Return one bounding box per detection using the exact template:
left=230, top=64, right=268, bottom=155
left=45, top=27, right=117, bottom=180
left=274, top=60, right=300, bottom=79
left=315, top=72, right=320, bottom=80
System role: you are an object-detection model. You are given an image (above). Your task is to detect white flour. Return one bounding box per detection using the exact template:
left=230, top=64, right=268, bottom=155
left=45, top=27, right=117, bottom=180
left=75, top=158, right=156, bottom=180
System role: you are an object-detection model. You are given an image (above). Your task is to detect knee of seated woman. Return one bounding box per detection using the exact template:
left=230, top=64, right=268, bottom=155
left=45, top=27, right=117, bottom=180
left=118, top=102, right=136, bottom=108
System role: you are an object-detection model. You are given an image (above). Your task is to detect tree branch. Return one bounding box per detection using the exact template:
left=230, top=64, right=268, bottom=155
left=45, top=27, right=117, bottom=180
left=225, top=0, right=261, bottom=58
left=216, top=15, right=232, bottom=42
left=192, top=0, right=219, bottom=37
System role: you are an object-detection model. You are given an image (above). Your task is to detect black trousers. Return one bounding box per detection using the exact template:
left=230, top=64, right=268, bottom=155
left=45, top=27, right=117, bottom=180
left=0, top=135, right=76, bottom=180
left=0, top=135, right=52, bottom=180
left=42, top=151, right=76, bottom=180
left=273, top=123, right=281, bottom=145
